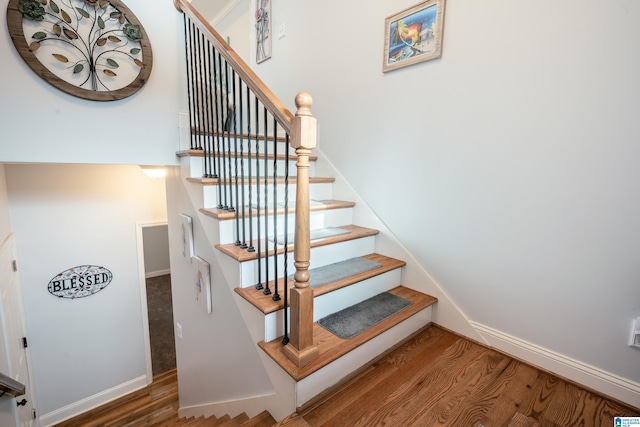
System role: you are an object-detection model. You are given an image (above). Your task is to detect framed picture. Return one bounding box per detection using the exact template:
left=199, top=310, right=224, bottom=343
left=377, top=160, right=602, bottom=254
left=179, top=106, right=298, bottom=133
left=255, top=0, right=271, bottom=63
left=383, top=0, right=446, bottom=72
left=180, top=214, right=194, bottom=261
left=193, top=256, right=212, bottom=313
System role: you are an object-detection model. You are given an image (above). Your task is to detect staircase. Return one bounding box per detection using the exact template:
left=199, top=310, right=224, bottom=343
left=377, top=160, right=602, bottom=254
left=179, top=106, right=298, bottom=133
left=171, top=0, right=437, bottom=422
left=177, top=138, right=437, bottom=419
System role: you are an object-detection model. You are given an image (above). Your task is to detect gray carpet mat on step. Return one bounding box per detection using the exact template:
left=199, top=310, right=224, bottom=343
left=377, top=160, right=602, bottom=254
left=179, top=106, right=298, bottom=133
left=318, top=292, right=412, bottom=339
left=269, top=226, right=349, bottom=245
left=290, top=257, right=382, bottom=288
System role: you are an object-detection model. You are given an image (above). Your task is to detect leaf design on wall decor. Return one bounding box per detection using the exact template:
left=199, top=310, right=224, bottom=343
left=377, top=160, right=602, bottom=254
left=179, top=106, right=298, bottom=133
left=52, top=53, right=68, bottom=62
left=7, top=0, right=153, bottom=101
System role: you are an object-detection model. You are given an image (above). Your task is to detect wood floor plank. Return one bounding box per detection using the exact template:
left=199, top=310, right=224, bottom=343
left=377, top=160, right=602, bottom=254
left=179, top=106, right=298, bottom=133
left=53, top=327, right=639, bottom=427
left=477, top=360, right=541, bottom=426
left=301, top=326, right=639, bottom=426
left=301, top=326, right=458, bottom=426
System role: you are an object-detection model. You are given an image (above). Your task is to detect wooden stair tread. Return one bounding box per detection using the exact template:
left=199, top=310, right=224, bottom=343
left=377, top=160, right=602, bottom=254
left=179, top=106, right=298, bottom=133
left=258, top=286, right=437, bottom=381
left=216, top=225, right=379, bottom=262
left=201, top=199, right=355, bottom=221
left=187, top=176, right=334, bottom=186
left=238, top=410, right=276, bottom=426
left=219, top=412, right=250, bottom=426
left=235, top=253, right=406, bottom=314
left=182, top=131, right=289, bottom=143
left=177, top=149, right=318, bottom=162
left=273, top=412, right=310, bottom=426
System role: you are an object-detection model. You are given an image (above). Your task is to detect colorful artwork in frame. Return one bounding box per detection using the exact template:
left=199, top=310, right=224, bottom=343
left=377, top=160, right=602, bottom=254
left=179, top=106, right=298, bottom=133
left=193, top=256, right=212, bottom=313
left=180, top=214, right=194, bottom=262
left=255, top=0, right=271, bottom=63
left=383, top=0, right=445, bottom=72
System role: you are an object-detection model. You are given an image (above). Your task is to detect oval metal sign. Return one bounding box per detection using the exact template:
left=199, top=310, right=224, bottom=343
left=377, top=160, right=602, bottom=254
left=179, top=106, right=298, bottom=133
left=48, top=265, right=113, bottom=299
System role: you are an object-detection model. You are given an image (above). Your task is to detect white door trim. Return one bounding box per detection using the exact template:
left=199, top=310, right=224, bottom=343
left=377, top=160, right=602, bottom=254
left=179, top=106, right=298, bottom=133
left=135, top=221, right=169, bottom=385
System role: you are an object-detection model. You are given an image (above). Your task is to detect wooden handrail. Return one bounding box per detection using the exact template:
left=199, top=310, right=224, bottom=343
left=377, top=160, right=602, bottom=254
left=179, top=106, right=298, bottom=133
left=0, top=372, right=25, bottom=398
left=174, top=0, right=294, bottom=133
left=175, top=1, right=318, bottom=367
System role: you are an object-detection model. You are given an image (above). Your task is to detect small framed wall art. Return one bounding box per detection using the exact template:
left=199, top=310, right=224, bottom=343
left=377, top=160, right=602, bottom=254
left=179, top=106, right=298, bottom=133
left=193, top=255, right=211, bottom=314
left=180, top=214, right=194, bottom=262
left=255, top=0, right=271, bottom=63
left=383, top=0, right=445, bottom=72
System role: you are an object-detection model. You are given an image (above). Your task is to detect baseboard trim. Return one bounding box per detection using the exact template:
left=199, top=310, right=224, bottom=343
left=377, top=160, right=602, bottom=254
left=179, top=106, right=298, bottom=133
left=39, top=375, right=148, bottom=427
left=145, top=268, right=171, bottom=279
left=470, top=321, right=640, bottom=409
left=178, top=392, right=276, bottom=421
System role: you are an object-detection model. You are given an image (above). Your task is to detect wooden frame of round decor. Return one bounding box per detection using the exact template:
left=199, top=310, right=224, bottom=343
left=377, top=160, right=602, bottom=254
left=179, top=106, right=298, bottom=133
left=6, top=0, right=153, bottom=101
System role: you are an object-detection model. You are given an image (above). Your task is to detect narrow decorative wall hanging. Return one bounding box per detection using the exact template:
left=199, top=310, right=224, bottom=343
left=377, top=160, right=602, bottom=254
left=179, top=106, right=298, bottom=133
left=180, top=213, right=194, bottom=262
left=6, top=0, right=153, bottom=101
left=255, top=0, right=271, bottom=63
left=48, top=265, right=113, bottom=299
left=193, top=256, right=211, bottom=313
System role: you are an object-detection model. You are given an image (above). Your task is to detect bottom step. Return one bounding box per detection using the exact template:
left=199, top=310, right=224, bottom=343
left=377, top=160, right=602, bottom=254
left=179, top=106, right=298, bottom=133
left=258, top=286, right=437, bottom=381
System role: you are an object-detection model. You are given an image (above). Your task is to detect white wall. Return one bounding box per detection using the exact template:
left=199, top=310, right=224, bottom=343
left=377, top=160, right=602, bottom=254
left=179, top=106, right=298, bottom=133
left=0, top=0, right=183, bottom=166
left=165, top=165, right=274, bottom=413
left=142, top=225, right=170, bottom=276
left=0, top=166, right=11, bottom=241
left=209, top=0, right=640, bottom=403
left=0, top=165, right=16, bottom=427
left=5, top=164, right=167, bottom=422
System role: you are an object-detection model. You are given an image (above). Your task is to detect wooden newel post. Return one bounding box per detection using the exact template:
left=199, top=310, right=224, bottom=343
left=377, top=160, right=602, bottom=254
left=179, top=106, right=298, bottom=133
left=282, top=92, right=320, bottom=367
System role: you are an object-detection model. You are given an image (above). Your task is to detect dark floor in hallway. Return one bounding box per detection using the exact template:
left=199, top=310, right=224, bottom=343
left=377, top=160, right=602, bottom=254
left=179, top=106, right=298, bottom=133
left=146, top=274, right=176, bottom=376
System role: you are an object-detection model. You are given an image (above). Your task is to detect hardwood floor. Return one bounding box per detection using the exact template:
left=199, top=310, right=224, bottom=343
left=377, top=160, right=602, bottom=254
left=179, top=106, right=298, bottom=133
left=300, top=325, right=639, bottom=426
left=53, top=325, right=639, bottom=426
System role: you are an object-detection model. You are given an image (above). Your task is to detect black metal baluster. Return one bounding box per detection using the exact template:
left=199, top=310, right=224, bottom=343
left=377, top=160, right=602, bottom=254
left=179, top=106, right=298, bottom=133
left=238, top=80, right=247, bottom=249
left=221, top=58, right=230, bottom=211
left=254, top=96, right=263, bottom=290
left=192, top=25, right=203, bottom=151
left=209, top=47, right=220, bottom=181
left=225, top=63, right=235, bottom=212
left=246, top=89, right=255, bottom=253
left=272, top=118, right=280, bottom=302
left=197, top=30, right=209, bottom=155
left=207, top=44, right=218, bottom=179
left=215, top=53, right=226, bottom=208
left=262, top=106, right=271, bottom=296
left=183, top=16, right=196, bottom=150
left=232, top=71, right=240, bottom=246
left=212, top=52, right=221, bottom=202
left=282, top=132, right=290, bottom=345
left=201, top=37, right=212, bottom=178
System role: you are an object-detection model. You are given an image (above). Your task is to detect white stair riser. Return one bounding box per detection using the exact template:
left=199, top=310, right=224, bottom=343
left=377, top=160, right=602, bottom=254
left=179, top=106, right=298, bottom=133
left=297, top=307, right=433, bottom=406
left=202, top=183, right=332, bottom=210
left=217, top=208, right=354, bottom=245
left=262, top=269, right=403, bottom=342
left=238, top=236, right=377, bottom=288
left=188, top=156, right=313, bottom=179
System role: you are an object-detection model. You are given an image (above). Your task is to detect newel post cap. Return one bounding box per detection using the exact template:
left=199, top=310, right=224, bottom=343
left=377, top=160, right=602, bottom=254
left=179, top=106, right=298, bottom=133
left=291, top=92, right=316, bottom=150
left=295, top=92, right=313, bottom=117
